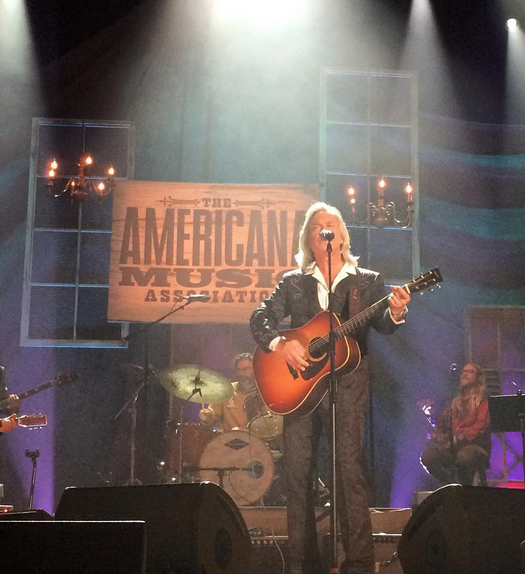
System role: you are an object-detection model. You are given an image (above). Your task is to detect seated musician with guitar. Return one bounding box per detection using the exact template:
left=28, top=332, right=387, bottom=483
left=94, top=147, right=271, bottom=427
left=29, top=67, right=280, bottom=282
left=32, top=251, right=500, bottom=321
left=250, top=202, right=412, bottom=574
left=420, top=363, right=490, bottom=486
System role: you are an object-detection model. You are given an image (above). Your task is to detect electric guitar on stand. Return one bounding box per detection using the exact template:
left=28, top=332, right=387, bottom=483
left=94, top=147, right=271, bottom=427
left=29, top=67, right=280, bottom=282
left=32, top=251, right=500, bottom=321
left=253, top=267, right=443, bottom=418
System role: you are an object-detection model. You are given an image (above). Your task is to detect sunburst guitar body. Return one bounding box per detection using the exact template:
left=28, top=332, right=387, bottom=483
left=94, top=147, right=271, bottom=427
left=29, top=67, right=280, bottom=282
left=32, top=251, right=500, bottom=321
left=253, top=311, right=361, bottom=418
left=253, top=267, right=443, bottom=418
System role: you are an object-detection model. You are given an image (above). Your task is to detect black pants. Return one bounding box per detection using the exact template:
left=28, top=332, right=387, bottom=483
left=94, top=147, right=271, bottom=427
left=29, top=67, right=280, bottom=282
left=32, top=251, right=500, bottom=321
left=421, top=442, right=489, bottom=486
left=283, top=358, right=374, bottom=574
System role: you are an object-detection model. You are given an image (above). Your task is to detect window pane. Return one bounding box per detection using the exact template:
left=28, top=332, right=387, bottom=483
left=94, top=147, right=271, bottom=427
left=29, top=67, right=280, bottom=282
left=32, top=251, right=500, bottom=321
left=34, top=179, right=81, bottom=229
left=326, top=124, right=369, bottom=174
left=500, top=311, right=525, bottom=370
left=326, top=74, right=369, bottom=124
left=77, top=288, right=122, bottom=340
left=32, top=231, right=78, bottom=284
left=371, top=76, right=412, bottom=126
left=28, top=287, right=76, bottom=339
left=79, top=233, right=111, bottom=285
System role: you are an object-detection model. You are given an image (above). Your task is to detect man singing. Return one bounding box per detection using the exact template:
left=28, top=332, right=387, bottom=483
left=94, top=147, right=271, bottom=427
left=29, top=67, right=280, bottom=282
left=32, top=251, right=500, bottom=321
left=250, top=202, right=410, bottom=574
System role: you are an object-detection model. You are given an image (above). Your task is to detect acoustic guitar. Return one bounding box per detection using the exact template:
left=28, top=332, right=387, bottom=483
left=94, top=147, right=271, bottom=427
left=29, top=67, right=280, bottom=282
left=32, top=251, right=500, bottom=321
left=253, top=267, right=443, bottom=418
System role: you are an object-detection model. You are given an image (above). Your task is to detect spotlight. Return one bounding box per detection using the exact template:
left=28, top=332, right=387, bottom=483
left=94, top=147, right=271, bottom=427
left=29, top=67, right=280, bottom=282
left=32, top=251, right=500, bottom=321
left=506, top=18, right=519, bottom=31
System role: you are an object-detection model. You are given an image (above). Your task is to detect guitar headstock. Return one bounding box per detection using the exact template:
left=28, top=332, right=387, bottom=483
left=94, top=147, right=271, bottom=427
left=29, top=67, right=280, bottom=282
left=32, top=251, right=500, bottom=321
left=406, top=267, right=443, bottom=294
left=54, top=371, right=78, bottom=387
left=18, top=413, right=48, bottom=429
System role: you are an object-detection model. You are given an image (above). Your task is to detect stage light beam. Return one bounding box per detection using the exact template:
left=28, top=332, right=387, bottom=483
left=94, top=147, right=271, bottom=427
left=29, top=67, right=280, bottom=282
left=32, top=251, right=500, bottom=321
left=506, top=18, right=519, bottom=32
left=212, top=0, right=308, bottom=26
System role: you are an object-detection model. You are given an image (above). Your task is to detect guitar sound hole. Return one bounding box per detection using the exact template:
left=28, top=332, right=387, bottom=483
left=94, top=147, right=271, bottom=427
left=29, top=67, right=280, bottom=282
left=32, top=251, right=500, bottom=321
left=309, top=338, right=327, bottom=360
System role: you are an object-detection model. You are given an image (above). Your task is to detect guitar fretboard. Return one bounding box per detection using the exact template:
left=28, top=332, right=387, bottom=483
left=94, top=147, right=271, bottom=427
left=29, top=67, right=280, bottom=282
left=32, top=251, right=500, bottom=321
left=310, top=295, right=390, bottom=353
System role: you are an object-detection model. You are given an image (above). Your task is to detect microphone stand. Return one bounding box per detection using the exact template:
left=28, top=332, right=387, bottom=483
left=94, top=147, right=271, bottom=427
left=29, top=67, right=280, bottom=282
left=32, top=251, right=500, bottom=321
left=118, top=299, right=194, bottom=485
left=25, top=449, right=40, bottom=509
left=325, top=236, right=340, bottom=574
left=446, top=365, right=458, bottom=483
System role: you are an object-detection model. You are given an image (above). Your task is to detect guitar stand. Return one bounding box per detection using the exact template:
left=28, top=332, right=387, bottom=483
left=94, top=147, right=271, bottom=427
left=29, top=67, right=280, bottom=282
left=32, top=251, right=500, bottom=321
left=25, top=449, right=40, bottom=509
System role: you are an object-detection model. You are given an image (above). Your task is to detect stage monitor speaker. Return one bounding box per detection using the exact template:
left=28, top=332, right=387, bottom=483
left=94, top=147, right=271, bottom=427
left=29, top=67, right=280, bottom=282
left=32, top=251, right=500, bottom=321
left=0, top=520, right=146, bottom=574
left=55, top=482, right=251, bottom=574
left=0, top=508, right=53, bottom=520
left=398, top=484, right=525, bottom=574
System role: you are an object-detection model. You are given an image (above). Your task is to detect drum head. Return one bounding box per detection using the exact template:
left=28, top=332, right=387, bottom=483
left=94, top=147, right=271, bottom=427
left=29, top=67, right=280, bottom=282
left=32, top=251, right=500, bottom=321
left=199, top=430, right=274, bottom=506
left=248, top=413, right=283, bottom=440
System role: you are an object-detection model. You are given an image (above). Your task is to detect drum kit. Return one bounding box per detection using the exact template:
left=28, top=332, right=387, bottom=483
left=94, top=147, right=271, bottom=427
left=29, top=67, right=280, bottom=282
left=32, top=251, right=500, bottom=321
left=159, top=364, right=284, bottom=506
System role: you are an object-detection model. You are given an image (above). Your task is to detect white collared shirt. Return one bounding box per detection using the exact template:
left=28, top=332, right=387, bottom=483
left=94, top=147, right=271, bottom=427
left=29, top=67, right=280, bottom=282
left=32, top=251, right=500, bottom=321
left=305, top=262, right=356, bottom=311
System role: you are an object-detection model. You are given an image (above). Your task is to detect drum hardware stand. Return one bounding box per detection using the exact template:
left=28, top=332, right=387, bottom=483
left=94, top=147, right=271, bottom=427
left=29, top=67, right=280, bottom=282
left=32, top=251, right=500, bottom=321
left=190, top=465, right=247, bottom=488
left=446, top=363, right=459, bottom=483
left=175, top=367, right=206, bottom=483
left=25, top=449, right=40, bottom=509
left=120, top=299, right=194, bottom=486
left=114, top=380, right=145, bottom=486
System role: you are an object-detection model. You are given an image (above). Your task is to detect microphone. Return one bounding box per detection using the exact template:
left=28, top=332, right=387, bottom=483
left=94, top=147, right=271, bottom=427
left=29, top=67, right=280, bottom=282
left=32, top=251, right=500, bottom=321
left=179, top=294, right=211, bottom=303
left=449, top=363, right=458, bottom=372
left=320, top=229, right=335, bottom=241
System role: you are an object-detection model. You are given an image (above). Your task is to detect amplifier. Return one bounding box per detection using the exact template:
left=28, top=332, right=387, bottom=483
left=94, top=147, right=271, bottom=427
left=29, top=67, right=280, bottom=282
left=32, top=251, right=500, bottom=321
left=250, top=535, right=288, bottom=574
left=250, top=533, right=404, bottom=574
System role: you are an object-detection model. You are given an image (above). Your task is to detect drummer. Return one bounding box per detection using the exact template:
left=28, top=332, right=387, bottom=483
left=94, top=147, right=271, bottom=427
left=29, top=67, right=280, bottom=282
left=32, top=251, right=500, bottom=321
left=199, top=353, right=256, bottom=432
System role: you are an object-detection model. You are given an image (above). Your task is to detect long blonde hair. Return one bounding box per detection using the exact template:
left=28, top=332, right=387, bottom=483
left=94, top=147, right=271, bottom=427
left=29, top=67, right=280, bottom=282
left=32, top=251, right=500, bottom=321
left=295, top=202, right=358, bottom=270
left=451, top=363, right=486, bottom=418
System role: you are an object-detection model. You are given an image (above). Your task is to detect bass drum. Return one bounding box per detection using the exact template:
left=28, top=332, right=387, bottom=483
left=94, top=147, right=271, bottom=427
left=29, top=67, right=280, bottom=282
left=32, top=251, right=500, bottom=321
left=199, top=430, right=274, bottom=506
left=165, top=422, right=218, bottom=480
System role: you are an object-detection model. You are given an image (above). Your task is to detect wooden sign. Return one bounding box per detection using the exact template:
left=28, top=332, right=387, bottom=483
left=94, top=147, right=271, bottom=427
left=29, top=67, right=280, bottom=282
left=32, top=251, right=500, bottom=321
left=108, top=181, right=318, bottom=324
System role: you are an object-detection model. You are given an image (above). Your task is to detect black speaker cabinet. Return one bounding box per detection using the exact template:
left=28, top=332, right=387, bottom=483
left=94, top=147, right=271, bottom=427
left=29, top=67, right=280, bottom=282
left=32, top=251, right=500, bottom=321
left=398, top=485, right=525, bottom=574
left=55, top=482, right=251, bottom=574
left=0, top=520, right=146, bottom=574
left=0, top=509, right=53, bottom=520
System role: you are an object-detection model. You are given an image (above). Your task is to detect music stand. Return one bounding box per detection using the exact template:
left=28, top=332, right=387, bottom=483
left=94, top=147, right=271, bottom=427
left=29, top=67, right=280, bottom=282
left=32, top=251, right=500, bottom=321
left=489, top=392, right=525, bottom=489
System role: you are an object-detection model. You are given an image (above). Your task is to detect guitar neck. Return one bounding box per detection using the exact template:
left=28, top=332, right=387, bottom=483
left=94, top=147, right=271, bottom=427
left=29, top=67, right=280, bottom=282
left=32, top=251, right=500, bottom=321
left=332, top=273, right=431, bottom=343
left=0, top=378, right=62, bottom=411
left=336, top=295, right=391, bottom=341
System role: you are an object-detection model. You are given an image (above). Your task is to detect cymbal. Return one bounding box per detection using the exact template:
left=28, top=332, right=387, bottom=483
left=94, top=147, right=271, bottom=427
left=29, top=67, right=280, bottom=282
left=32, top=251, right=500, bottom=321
left=160, top=365, right=233, bottom=404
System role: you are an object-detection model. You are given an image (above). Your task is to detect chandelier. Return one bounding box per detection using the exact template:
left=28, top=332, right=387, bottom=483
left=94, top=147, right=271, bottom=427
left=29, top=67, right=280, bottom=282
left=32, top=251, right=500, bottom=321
left=46, top=153, right=116, bottom=202
left=346, top=177, right=414, bottom=229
